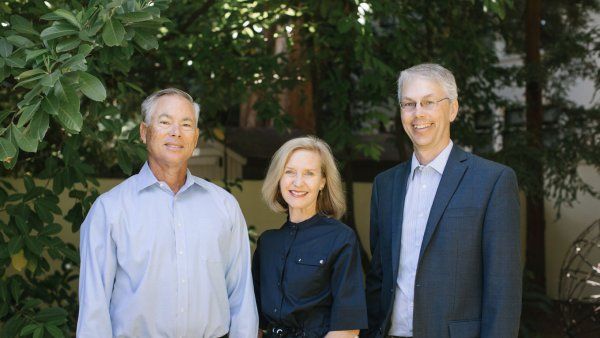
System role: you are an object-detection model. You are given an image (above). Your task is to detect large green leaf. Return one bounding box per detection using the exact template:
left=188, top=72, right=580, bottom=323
left=102, top=18, right=126, bottom=46
left=17, top=99, right=41, bottom=127
left=27, top=109, right=50, bottom=141
left=12, top=124, right=38, bottom=152
left=53, top=9, right=82, bottom=29
left=118, top=11, right=154, bottom=24
left=53, top=83, right=82, bottom=133
left=40, top=23, right=79, bottom=41
left=6, top=35, right=34, bottom=48
left=133, top=30, right=158, bottom=50
left=0, top=38, right=12, bottom=58
left=25, top=49, right=48, bottom=62
left=56, top=37, right=81, bottom=53
left=77, top=71, right=106, bottom=101
left=0, top=137, right=17, bottom=163
left=10, top=15, right=39, bottom=36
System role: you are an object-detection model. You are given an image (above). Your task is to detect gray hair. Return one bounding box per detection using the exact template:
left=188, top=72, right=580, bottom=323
left=397, top=63, right=458, bottom=102
left=141, top=88, right=200, bottom=124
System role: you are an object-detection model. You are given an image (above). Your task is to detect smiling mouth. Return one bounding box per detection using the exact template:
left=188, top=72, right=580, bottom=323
left=413, top=122, right=434, bottom=130
left=289, top=190, right=308, bottom=197
left=165, top=143, right=184, bottom=150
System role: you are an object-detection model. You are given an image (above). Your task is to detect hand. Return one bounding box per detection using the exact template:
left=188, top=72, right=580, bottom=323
left=257, top=329, right=264, bottom=338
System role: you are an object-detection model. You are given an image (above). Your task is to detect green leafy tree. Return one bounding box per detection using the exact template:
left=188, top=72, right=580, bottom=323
left=0, top=0, right=169, bottom=336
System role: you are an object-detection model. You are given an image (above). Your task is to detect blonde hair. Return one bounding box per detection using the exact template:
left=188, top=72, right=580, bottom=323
left=262, top=136, right=346, bottom=219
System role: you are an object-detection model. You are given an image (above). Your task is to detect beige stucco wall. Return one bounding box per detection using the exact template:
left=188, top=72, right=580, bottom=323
left=5, top=165, right=597, bottom=299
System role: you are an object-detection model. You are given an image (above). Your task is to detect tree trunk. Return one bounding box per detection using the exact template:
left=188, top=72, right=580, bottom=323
left=524, top=0, right=546, bottom=291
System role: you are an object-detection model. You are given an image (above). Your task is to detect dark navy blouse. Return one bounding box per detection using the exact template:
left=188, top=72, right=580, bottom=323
left=252, top=214, right=368, bottom=335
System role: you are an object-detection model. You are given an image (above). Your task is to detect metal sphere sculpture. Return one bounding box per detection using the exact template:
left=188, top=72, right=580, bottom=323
left=558, top=219, right=600, bottom=337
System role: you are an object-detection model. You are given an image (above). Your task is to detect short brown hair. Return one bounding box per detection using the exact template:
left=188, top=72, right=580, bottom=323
left=261, top=136, right=346, bottom=219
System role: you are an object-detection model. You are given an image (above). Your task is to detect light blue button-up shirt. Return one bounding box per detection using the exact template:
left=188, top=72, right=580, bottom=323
left=77, top=163, right=258, bottom=338
left=389, top=141, right=453, bottom=337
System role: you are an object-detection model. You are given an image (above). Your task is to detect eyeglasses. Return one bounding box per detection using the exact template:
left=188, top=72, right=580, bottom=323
left=400, top=97, right=451, bottom=112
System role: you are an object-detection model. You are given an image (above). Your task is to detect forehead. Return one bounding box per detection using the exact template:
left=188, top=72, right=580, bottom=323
left=285, top=149, right=322, bottom=168
left=153, top=94, right=196, bottom=120
left=401, top=76, right=445, bottom=99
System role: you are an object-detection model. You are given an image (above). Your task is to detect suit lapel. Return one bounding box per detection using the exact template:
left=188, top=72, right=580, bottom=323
left=418, top=146, right=469, bottom=263
left=391, top=162, right=410, bottom=280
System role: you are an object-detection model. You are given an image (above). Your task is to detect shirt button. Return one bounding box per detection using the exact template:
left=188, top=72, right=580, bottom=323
left=319, top=259, right=324, bottom=264
left=179, top=251, right=184, bottom=255
left=182, top=279, right=186, bottom=283
left=180, top=308, right=185, bottom=313
left=422, top=184, right=427, bottom=189
left=277, top=282, right=281, bottom=286
left=273, top=308, right=278, bottom=313
left=298, top=258, right=302, bottom=262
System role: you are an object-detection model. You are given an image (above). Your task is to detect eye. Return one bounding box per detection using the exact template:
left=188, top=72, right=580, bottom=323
left=304, top=171, right=314, bottom=176
left=285, top=170, right=294, bottom=175
left=159, top=120, right=170, bottom=125
left=422, top=100, right=435, bottom=107
left=401, top=102, right=416, bottom=108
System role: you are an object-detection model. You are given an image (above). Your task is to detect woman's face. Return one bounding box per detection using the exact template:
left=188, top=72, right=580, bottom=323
left=279, top=149, right=326, bottom=218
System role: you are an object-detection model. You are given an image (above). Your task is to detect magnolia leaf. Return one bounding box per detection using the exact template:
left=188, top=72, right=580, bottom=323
left=0, top=137, right=17, bottom=163
left=54, top=83, right=82, bottom=133
left=56, top=37, right=81, bottom=53
left=25, top=49, right=48, bottom=62
left=102, top=18, right=126, bottom=46
left=6, top=35, right=34, bottom=48
left=118, top=11, right=154, bottom=24
left=10, top=250, right=27, bottom=272
left=12, top=124, right=38, bottom=152
left=27, top=108, right=50, bottom=141
left=53, top=9, right=82, bottom=29
left=17, top=99, right=41, bottom=127
left=133, top=30, right=158, bottom=50
left=40, top=23, right=79, bottom=41
left=78, top=71, right=106, bottom=101
left=0, top=37, right=12, bottom=58
left=10, top=15, right=39, bottom=36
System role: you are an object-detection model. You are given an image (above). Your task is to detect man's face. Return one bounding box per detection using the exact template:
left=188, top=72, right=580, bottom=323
left=140, top=95, right=199, bottom=168
left=400, top=76, right=458, bottom=156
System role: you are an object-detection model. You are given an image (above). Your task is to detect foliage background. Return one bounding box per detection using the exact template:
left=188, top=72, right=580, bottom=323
left=0, top=0, right=598, bottom=337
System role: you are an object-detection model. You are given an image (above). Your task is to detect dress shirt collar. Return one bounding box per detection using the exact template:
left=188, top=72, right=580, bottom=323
left=136, top=161, right=199, bottom=193
left=409, top=140, right=454, bottom=179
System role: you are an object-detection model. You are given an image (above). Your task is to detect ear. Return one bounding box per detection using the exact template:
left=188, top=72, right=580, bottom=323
left=449, top=99, right=459, bottom=122
left=140, top=123, right=148, bottom=144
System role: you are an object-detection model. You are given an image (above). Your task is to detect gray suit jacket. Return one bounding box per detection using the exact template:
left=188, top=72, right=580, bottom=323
left=363, top=146, right=522, bottom=338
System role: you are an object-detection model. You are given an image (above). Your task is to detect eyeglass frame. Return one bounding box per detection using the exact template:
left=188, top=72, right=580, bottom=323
left=399, top=97, right=452, bottom=112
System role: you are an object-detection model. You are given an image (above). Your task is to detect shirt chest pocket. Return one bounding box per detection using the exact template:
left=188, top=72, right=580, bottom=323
left=286, top=253, right=329, bottom=298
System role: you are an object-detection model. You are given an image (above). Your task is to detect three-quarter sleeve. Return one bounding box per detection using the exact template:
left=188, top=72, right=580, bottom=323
left=77, top=198, right=117, bottom=337
left=329, top=230, right=368, bottom=331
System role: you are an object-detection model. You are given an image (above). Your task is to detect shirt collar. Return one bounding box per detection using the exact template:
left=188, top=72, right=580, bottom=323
left=410, top=140, right=454, bottom=178
left=136, top=162, right=199, bottom=193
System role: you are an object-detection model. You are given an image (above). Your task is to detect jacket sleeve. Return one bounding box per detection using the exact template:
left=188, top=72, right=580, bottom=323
left=77, top=198, right=116, bottom=337
left=481, top=167, right=522, bottom=337
left=363, top=178, right=384, bottom=337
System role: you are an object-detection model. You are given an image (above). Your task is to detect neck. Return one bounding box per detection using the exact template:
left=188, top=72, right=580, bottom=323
left=147, top=159, right=188, bottom=194
left=414, top=139, right=451, bottom=165
left=289, top=207, right=317, bottom=223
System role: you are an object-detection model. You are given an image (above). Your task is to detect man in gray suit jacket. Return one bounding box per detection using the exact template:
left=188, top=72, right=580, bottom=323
left=364, top=63, right=522, bottom=338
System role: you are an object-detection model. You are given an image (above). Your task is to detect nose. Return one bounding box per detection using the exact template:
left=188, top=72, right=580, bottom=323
left=169, top=123, right=181, bottom=137
left=292, top=174, right=302, bottom=186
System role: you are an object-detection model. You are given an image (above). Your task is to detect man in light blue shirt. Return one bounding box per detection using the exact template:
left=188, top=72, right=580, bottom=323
left=77, top=88, right=258, bottom=337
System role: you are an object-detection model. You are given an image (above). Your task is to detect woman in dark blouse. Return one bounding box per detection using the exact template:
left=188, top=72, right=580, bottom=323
left=253, top=136, right=367, bottom=338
